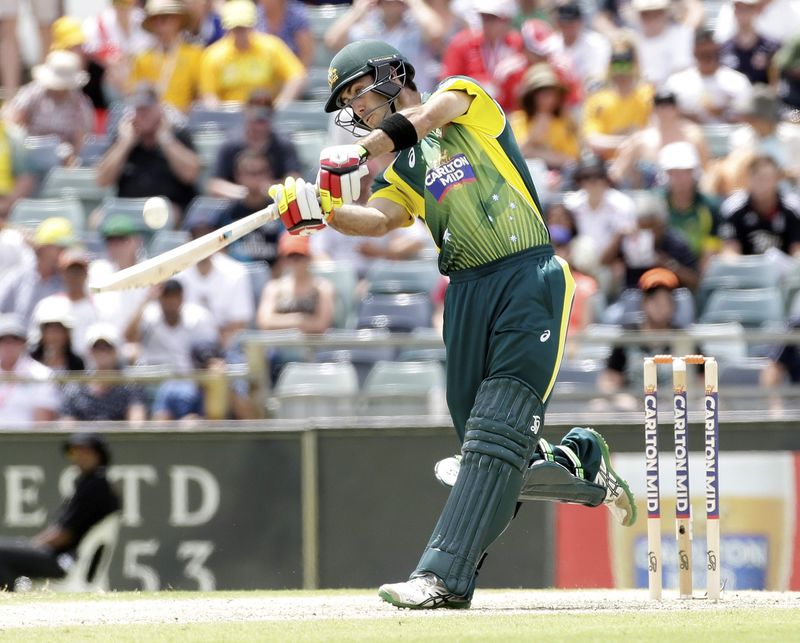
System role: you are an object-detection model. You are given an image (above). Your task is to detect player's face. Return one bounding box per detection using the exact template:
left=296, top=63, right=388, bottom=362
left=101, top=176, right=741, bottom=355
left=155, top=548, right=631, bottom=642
left=341, top=76, right=392, bottom=129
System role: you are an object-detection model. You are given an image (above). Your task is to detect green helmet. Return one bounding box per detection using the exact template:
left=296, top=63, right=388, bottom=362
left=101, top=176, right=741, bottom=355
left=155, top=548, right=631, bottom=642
left=324, top=40, right=415, bottom=114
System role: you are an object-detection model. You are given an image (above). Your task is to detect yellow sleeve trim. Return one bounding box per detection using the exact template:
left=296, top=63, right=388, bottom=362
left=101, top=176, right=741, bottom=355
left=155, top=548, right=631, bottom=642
left=368, top=161, right=423, bottom=227
left=433, top=77, right=506, bottom=138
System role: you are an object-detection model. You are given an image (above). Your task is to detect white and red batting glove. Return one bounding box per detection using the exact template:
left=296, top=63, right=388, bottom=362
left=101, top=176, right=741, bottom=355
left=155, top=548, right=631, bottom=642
left=268, top=177, right=325, bottom=236
left=318, top=144, right=370, bottom=218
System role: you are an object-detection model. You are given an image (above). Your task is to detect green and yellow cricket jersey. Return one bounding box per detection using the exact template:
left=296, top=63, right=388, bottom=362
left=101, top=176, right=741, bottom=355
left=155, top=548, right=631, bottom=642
left=370, top=76, right=551, bottom=275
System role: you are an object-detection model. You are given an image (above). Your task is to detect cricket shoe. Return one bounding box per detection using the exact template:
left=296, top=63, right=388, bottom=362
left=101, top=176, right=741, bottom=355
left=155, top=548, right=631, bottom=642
left=585, top=428, right=637, bottom=527
left=378, top=573, right=472, bottom=610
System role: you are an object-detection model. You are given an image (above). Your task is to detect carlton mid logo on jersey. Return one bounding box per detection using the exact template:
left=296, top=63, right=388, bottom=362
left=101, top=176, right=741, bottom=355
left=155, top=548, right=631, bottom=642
left=425, top=154, right=476, bottom=202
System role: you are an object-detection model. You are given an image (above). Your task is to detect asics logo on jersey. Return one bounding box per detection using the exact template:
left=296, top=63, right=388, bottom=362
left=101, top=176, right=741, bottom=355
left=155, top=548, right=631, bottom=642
left=425, top=154, right=476, bottom=202
left=540, top=330, right=551, bottom=342
left=408, top=148, right=415, bottom=168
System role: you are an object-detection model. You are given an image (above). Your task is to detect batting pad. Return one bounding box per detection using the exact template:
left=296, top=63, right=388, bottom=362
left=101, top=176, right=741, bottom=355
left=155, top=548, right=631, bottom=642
left=414, top=377, right=541, bottom=597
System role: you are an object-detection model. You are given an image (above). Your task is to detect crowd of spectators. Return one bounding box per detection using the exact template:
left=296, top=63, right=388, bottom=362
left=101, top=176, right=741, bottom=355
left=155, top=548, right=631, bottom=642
left=0, top=0, right=799, bottom=423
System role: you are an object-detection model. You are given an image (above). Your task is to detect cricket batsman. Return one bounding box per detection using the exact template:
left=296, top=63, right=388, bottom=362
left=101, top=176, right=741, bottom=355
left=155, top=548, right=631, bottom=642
left=268, top=40, right=636, bottom=609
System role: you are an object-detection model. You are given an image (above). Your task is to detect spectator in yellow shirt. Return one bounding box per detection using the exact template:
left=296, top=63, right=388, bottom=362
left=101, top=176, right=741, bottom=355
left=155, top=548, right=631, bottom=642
left=130, top=0, right=203, bottom=113
left=582, top=37, right=653, bottom=159
left=510, top=63, right=580, bottom=171
left=200, top=0, right=306, bottom=109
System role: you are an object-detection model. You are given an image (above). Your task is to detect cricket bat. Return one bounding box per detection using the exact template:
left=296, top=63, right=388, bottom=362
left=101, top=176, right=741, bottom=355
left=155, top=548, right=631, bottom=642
left=89, top=203, right=279, bottom=293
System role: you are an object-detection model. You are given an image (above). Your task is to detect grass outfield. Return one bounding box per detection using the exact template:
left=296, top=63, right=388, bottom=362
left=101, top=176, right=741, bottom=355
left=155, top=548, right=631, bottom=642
left=1, top=590, right=799, bottom=642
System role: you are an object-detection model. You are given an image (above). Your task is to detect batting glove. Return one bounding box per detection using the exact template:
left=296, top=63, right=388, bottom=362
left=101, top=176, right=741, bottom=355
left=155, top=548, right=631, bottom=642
left=318, top=144, right=370, bottom=217
left=268, top=177, right=325, bottom=236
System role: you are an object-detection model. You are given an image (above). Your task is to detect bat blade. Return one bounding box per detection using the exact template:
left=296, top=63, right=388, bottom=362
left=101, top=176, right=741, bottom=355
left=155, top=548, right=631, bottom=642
left=89, top=203, right=279, bottom=293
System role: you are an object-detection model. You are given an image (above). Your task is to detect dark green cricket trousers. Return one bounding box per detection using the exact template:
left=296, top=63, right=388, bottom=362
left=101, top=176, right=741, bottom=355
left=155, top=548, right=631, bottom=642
left=443, top=245, right=575, bottom=440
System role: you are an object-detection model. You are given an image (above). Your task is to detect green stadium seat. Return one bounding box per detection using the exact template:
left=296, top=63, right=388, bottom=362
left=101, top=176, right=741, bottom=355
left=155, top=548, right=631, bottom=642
left=194, top=130, right=228, bottom=192
left=9, top=196, right=85, bottom=233
left=77, top=135, right=110, bottom=166
left=363, top=360, right=446, bottom=415
left=24, top=135, right=61, bottom=174
left=274, top=361, right=359, bottom=418
left=291, top=130, right=328, bottom=181
left=40, top=167, right=111, bottom=216
left=273, top=100, right=330, bottom=132
left=701, top=124, right=746, bottom=158
left=687, top=322, right=748, bottom=362
left=698, top=254, right=781, bottom=311
left=357, top=292, right=433, bottom=333
left=365, top=259, right=441, bottom=295
left=311, top=260, right=358, bottom=328
left=699, top=287, right=785, bottom=327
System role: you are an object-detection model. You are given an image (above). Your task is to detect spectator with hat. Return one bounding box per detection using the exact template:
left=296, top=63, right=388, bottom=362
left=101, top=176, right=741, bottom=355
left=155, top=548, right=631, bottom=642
left=0, top=217, right=74, bottom=327
left=96, top=83, right=200, bottom=214
left=0, top=432, right=120, bottom=590
left=31, top=248, right=100, bottom=359
left=60, top=323, right=147, bottom=423
left=217, top=149, right=285, bottom=268
left=0, top=314, right=59, bottom=428
left=256, top=234, right=334, bottom=334
left=130, top=0, right=203, bottom=113
left=665, top=28, right=753, bottom=124
left=3, top=50, right=94, bottom=164
left=28, top=296, right=85, bottom=373
left=610, top=88, right=708, bottom=189
left=207, top=90, right=302, bottom=200
left=184, top=0, right=224, bottom=46
left=175, top=206, right=255, bottom=348
left=438, top=0, right=523, bottom=108
left=631, top=0, right=694, bottom=86
left=551, top=0, right=612, bottom=91
left=125, top=279, right=218, bottom=372
left=325, top=0, right=444, bottom=94
left=598, top=267, right=686, bottom=403
left=582, top=36, right=653, bottom=159
left=659, top=141, right=721, bottom=263
left=497, top=18, right=582, bottom=113
left=200, top=0, right=307, bottom=108
left=89, top=215, right=148, bottom=332
left=509, top=63, right=580, bottom=170
left=719, top=0, right=780, bottom=86
left=564, top=155, right=637, bottom=268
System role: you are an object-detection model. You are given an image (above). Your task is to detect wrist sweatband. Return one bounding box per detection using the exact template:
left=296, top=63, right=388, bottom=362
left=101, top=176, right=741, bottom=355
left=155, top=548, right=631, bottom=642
left=376, top=113, right=418, bottom=152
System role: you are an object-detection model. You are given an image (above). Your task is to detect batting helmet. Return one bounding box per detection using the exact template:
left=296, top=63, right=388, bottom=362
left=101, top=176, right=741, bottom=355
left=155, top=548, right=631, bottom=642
left=324, top=40, right=416, bottom=114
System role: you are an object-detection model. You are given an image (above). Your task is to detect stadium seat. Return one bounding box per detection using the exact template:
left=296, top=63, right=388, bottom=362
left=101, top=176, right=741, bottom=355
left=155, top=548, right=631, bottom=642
left=357, top=292, right=432, bottom=333
left=96, top=196, right=175, bottom=239
left=688, top=322, right=748, bottom=363
left=187, top=105, right=245, bottom=136
left=310, top=260, right=358, bottom=328
left=290, top=130, right=328, bottom=181
left=273, top=100, right=330, bottom=132
left=602, top=287, right=695, bottom=328
left=194, top=130, right=228, bottom=192
left=701, top=124, right=745, bottom=158
left=240, top=261, right=271, bottom=303
left=183, top=196, right=231, bottom=229
left=315, top=328, right=395, bottom=385
left=397, top=326, right=447, bottom=364
left=571, top=323, right=624, bottom=361
left=40, top=167, right=111, bottom=216
left=781, top=265, right=800, bottom=316
left=698, top=254, right=781, bottom=311
left=9, top=196, right=85, bottom=232
left=24, top=135, right=61, bottom=175
left=45, top=512, right=121, bottom=592
left=363, top=360, right=447, bottom=415
left=717, top=358, right=769, bottom=386
left=77, top=135, right=110, bottom=166
left=699, top=287, right=785, bottom=327
left=308, top=5, right=348, bottom=67
left=273, top=361, right=359, bottom=418
left=365, top=259, right=441, bottom=295
left=303, top=66, right=334, bottom=101
left=147, top=229, right=190, bottom=257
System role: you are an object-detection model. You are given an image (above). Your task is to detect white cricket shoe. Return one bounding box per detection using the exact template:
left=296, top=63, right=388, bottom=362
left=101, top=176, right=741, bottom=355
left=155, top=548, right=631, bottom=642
left=378, top=573, right=471, bottom=609
left=586, top=428, right=637, bottom=527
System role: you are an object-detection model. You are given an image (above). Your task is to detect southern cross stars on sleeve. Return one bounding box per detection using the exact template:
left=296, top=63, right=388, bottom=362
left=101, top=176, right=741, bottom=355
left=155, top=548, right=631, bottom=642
left=492, top=194, right=499, bottom=201
left=510, top=234, right=518, bottom=243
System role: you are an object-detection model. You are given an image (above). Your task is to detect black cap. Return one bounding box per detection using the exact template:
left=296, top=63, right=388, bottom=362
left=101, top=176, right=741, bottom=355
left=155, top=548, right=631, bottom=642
left=574, top=154, right=608, bottom=182
left=63, top=432, right=111, bottom=466
left=557, top=1, right=582, bottom=20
